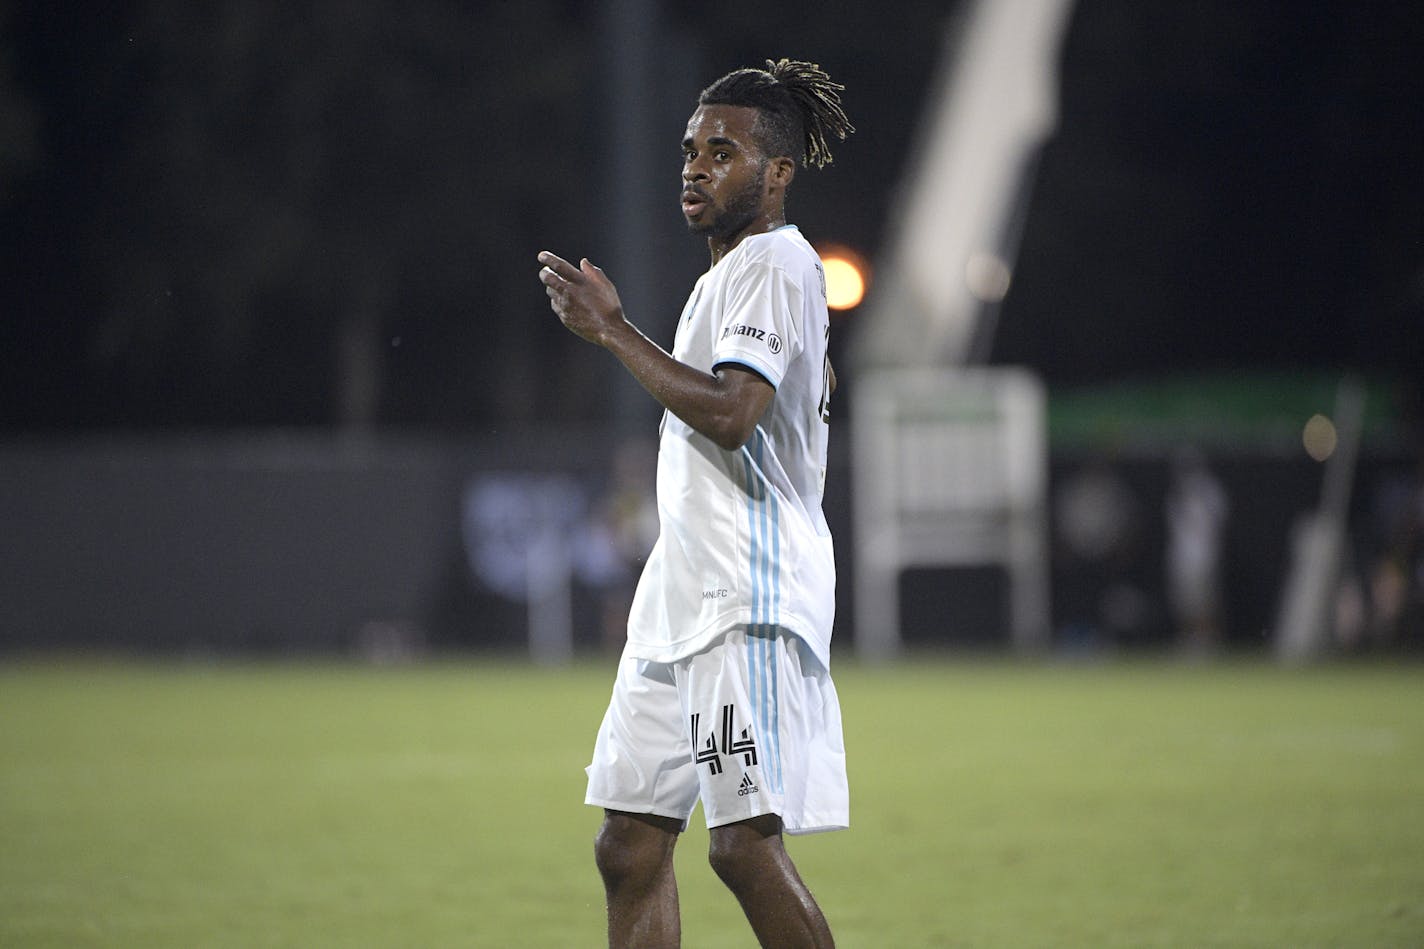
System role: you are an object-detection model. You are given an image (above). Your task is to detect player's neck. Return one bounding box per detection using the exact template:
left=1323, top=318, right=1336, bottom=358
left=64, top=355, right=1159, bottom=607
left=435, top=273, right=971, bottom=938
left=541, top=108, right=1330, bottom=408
left=707, top=211, right=787, bottom=266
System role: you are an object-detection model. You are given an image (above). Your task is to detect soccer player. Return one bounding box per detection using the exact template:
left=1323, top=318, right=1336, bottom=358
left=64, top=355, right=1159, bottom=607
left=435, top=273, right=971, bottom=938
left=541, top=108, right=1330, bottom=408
left=538, top=59, right=853, bottom=949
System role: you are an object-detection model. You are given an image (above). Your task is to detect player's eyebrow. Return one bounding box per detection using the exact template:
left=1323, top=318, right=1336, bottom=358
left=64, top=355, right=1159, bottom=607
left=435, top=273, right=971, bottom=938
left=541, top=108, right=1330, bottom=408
left=683, top=135, right=740, bottom=150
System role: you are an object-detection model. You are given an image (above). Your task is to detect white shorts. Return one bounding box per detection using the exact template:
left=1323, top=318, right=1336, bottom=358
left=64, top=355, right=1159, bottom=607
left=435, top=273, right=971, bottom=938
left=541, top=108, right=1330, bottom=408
left=585, top=626, right=849, bottom=835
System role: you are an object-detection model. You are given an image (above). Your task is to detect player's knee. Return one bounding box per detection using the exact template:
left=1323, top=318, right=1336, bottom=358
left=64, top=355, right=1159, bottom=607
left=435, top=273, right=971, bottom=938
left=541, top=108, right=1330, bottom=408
left=594, top=813, right=676, bottom=887
left=593, top=821, right=643, bottom=884
left=706, top=833, right=751, bottom=889
left=707, top=818, right=781, bottom=891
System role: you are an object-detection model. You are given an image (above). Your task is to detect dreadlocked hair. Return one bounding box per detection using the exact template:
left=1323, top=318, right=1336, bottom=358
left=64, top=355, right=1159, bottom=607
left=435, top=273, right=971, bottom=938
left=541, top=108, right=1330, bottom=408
left=698, top=58, right=854, bottom=169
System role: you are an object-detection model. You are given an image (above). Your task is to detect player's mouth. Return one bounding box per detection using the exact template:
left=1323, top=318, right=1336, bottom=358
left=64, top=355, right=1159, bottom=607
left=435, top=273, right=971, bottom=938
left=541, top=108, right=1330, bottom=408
left=681, top=188, right=709, bottom=216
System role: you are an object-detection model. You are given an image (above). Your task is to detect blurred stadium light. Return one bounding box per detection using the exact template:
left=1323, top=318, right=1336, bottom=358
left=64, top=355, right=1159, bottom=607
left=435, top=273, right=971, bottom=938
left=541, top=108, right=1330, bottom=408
left=817, top=244, right=870, bottom=312
left=853, top=0, right=1075, bottom=370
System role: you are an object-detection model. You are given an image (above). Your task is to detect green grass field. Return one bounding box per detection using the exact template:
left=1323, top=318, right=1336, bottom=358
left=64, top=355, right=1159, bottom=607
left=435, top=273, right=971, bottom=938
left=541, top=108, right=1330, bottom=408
left=2, top=657, right=1421, bottom=947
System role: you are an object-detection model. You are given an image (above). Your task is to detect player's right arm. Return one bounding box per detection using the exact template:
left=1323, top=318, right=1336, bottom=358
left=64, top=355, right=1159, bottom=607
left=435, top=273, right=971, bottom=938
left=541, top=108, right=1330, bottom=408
left=537, top=251, right=773, bottom=451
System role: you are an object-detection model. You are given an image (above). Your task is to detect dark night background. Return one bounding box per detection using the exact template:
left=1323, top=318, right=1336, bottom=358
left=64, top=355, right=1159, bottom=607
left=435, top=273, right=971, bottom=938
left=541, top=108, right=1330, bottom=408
left=4, top=1, right=1420, bottom=434
left=2, top=1, right=1422, bottom=657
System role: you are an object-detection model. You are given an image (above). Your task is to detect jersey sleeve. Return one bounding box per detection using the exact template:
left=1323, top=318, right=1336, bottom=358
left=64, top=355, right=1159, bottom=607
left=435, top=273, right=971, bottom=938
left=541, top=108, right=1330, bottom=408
left=711, top=260, right=802, bottom=389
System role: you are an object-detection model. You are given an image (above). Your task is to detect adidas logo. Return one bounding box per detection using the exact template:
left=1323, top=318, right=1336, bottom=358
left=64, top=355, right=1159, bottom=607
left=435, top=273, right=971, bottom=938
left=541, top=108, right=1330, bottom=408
left=737, top=773, right=760, bottom=797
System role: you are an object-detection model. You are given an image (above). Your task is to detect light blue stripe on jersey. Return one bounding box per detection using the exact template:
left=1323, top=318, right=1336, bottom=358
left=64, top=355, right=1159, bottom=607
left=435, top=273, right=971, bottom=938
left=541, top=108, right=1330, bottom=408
left=742, top=431, right=783, bottom=794
left=747, top=626, right=782, bottom=794
left=746, top=430, right=782, bottom=627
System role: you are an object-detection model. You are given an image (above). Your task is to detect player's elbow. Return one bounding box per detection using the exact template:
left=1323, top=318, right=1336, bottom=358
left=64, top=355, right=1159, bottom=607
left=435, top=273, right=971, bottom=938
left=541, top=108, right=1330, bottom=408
left=694, top=398, right=763, bottom=450
left=706, top=417, right=755, bottom=452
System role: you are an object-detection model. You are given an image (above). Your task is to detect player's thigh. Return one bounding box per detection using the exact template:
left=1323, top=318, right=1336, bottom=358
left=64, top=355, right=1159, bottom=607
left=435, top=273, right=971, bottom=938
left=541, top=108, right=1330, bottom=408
left=586, top=652, right=701, bottom=824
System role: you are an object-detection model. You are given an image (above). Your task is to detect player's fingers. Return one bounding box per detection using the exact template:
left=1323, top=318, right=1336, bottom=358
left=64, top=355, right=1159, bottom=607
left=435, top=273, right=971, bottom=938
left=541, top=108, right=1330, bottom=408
left=537, top=250, right=579, bottom=281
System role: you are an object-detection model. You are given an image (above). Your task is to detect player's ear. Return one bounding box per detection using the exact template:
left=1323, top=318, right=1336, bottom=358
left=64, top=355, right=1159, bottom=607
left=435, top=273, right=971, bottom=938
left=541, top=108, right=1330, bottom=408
left=768, top=155, right=796, bottom=190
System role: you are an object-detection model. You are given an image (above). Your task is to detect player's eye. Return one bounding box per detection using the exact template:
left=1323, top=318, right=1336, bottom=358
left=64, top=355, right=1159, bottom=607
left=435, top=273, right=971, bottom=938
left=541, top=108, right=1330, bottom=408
left=714, top=150, right=731, bottom=161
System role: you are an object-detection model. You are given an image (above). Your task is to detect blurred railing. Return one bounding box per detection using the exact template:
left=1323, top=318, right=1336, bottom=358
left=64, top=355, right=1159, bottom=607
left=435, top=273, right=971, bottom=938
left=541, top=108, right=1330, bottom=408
left=1, top=404, right=1417, bottom=658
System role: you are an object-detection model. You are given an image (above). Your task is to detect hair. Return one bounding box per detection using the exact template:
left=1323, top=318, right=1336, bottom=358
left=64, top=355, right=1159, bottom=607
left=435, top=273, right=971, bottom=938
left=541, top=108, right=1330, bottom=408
left=697, top=58, right=854, bottom=169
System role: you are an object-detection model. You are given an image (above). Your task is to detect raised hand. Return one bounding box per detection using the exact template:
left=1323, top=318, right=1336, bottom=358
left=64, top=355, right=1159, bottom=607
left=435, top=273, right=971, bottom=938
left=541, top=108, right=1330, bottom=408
left=537, top=251, right=627, bottom=347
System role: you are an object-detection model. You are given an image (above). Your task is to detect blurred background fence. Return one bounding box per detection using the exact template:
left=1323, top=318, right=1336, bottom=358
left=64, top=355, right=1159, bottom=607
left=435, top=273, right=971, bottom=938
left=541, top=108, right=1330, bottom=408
left=4, top=378, right=1418, bottom=659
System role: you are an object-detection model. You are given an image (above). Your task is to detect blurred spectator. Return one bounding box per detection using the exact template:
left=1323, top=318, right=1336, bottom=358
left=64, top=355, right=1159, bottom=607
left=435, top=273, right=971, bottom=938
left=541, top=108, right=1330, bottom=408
left=1164, top=446, right=1229, bottom=658
left=1054, top=457, right=1149, bottom=651
left=1357, top=458, right=1424, bottom=651
left=579, top=438, right=660, bottom=652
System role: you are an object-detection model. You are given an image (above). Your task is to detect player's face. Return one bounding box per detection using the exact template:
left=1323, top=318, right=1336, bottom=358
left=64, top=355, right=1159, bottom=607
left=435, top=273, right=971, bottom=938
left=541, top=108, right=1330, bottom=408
left=681, top=105, right=770, bottom=243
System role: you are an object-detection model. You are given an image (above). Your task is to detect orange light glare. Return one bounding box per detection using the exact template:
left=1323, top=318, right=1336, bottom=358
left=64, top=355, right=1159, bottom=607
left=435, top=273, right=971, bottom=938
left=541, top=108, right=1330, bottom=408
left=817, top=245, right=869, bottom=311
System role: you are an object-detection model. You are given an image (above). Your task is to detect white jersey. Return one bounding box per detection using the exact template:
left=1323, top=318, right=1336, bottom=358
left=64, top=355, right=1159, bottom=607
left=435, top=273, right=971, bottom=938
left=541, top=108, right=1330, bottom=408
left=626, top=226, right=837, bottom=667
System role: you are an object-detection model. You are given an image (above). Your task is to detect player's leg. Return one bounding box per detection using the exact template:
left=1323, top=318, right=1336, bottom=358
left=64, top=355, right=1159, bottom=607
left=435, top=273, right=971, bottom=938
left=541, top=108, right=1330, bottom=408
left=595, top=810, right=683, bottom=949
left=680, top=626, right=848, bottom=948
left=708, top=813, right=834, bottom=948
left=586, top=651, right=701, bottom=948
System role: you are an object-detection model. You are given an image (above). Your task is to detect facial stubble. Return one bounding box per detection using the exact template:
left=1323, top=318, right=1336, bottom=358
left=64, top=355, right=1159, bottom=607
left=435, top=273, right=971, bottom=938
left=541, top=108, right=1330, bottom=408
left=687, top=161, right=768, bottom=243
